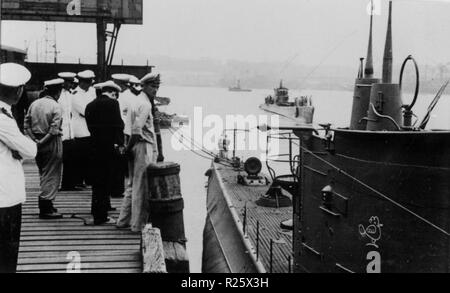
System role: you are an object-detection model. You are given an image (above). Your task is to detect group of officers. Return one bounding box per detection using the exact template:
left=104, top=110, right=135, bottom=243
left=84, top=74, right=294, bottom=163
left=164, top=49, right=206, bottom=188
left=0, top=62, right=164, bottom=273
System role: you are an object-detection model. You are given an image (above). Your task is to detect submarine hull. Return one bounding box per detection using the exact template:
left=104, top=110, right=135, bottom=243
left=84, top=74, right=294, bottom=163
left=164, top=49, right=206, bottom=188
left=295, top=129, right=450, bottom=273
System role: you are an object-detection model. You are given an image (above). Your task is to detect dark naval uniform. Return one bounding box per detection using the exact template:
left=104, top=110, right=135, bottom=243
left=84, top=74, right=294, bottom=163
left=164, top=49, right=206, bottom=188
left=85, top=94, right=124, bottom=224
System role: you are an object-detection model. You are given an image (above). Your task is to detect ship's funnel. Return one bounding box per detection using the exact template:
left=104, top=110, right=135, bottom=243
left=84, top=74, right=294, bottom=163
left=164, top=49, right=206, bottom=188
left=349, top=0, right=380, bottom=130
left=366, top=1, right=403, bottom=131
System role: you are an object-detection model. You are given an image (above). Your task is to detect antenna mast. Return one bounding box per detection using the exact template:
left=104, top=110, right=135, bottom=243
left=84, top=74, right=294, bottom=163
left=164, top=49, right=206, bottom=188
left=382, top=1, right=393, bottom=83
left=365, top=0, right=374, bottom=78
left=45, top=23, right=60, bottom=63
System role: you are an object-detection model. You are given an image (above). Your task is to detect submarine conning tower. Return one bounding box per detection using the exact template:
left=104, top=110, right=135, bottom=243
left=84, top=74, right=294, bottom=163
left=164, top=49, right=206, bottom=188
left=366, top=1, right=404, bottom=131
left=350, top=0, right=381, bottom=130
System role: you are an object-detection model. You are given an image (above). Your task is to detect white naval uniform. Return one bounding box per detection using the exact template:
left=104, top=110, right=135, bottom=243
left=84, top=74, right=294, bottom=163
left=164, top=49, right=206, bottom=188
left=0, top=101, right=37, bottom=208
left=118, top=88, right=135, bottom=126
left=58, top=88, right=74, bottom=141
left=123, top=91, right=140, bottom=137
left=70, top=86, right=96, bottom=185
left=71, top=86, right=96, bottom=138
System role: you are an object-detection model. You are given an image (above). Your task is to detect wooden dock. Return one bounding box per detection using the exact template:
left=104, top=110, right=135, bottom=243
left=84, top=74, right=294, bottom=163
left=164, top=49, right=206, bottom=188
left=18, top=162, right=142, bottom=273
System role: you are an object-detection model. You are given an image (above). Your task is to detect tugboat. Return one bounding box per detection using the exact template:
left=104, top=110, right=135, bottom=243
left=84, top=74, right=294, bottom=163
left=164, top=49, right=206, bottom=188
left=260, top=81, right=314, bottom=125
left=229, top=79, right=252, bottom=92
left=202, top=0, right=450, bottom=273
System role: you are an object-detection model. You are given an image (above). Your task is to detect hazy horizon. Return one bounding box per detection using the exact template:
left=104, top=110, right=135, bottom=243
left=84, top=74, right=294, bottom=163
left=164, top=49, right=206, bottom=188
left=1, top=0, right=450, bottom=70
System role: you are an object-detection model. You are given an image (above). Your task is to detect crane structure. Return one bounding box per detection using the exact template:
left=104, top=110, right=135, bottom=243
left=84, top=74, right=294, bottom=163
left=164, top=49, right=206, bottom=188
left=0, top=0, right=144, bottom=81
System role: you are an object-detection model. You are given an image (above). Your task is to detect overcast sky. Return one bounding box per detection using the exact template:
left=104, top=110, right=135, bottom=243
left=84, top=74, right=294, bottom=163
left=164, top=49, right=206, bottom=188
left=1, top=0, right=450, bottom=69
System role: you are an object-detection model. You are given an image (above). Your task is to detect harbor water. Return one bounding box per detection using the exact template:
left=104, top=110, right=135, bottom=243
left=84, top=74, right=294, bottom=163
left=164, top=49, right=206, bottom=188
left=158, top=85, right=450, bottom=273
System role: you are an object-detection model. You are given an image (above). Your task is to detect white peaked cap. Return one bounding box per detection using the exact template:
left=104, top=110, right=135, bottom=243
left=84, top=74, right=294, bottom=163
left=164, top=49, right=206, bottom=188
left=140, top=72, right=161, bottom=85
left=77, top=70, right=96, bottom=79
left=44, top=78, right=65, bottom=87
left=128, top=75, right=141, bottom=84
left=58, top=72, right=76, bottom=80
left=0, top=63, right=31, bottom=87
left=93, top=80, right=121, bottom=92
left=111, top=73, right=131, bottom=82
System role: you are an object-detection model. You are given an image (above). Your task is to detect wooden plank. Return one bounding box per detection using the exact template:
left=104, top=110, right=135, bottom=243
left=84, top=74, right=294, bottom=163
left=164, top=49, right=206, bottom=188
left=141, top=225, right=167, bottom=273
left=18, top=250, right=140, bottom=259
left=20, top=225, right=131, bottom=231
left=20, top=239, right=140, bottom=246
left=21, top=222, right=104, bottom=227
left=21, top=214, right=119, bottom=220
left=19, top=268, right=141, bottom=274
left=18, top=262, right=141, bottom=272
left=19, top=245, right=140, bottom=252
left=18, top=254, right=141, bottom=265
left=20, top=235, right=140, bottom=241
left=18, top=163, right=142, bottom=273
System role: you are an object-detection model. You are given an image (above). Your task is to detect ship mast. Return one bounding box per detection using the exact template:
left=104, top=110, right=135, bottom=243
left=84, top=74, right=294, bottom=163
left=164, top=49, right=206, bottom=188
left=365, top=0, right=375, bottom=78
left=382, top=1, right=393, bottom=83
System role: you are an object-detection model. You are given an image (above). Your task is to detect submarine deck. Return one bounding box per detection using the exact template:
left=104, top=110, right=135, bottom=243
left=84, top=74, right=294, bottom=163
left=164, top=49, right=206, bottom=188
left=207, top=162, right=294, bottom=273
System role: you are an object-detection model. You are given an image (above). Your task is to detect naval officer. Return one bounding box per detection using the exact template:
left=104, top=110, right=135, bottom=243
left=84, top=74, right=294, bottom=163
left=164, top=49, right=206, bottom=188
left=85, top=81, right=124, bottom=225
left=25, top=78, right=65, bottom=220
left=0, top=63, right=37, bottom=273
left=112, top=73, right=133, bottom=123
left=57, top=72, right=78, bottom=191
left=117, top=73, right=160, bottom=232
left=123, top=75, right=143, bottom=138
left=120, top=75, right=142, bottom=214
left=72, top=70, right=96, bottom=188
left=111, top=73, right=134, bottom=198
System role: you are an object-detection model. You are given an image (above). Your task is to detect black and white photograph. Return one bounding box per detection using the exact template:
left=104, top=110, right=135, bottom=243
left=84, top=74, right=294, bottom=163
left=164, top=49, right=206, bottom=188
left=0, top=0, right=449, bottom=279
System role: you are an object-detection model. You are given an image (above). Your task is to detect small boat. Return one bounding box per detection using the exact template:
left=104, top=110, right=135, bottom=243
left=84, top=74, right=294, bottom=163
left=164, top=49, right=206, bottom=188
left=157, top=112, right=190, bottom=129
left=155, top=96, right=171, bottom=106
left=229, top=79, right=252, bottom=92
left=260, top=81, right=314, bottom=125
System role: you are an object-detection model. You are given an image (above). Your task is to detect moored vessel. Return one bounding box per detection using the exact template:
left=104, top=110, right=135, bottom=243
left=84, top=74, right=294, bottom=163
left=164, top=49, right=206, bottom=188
left=229, top=79, right=252, bottom=92
left=287, top=1, right=450, bottom=273
left=202, top=0, right=450, bottom=273
left=260, top=81, right=314, bottom=125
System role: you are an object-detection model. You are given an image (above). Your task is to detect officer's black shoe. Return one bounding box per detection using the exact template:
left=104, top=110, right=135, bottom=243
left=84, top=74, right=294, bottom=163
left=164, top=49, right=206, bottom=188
left=75, top=183, right=88, bottom=190
left=39, top=212, right=64, bottom=220
left=49, top=201, right=58, bottom=213
left=39, top=198, right=63, bottom=220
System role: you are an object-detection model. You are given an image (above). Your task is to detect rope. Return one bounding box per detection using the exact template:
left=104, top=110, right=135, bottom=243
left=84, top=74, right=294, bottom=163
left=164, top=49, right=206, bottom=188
left=336, top=153, right=450, bottom=172
left=168, top=128, right=216, bottom=160
left=168, top=127, right=217, bottom=158
left=70, top=214, right=88, bottom=225
left=419, top=80, right=449, bottom=130
left=167, top=127, right=236, bottom=168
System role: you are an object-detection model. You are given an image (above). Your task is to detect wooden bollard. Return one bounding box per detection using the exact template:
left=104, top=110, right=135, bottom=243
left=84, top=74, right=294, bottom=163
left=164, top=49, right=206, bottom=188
left=141, top=224, right=167, bottom=273
left=146, top=162, right=189, bottom=273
